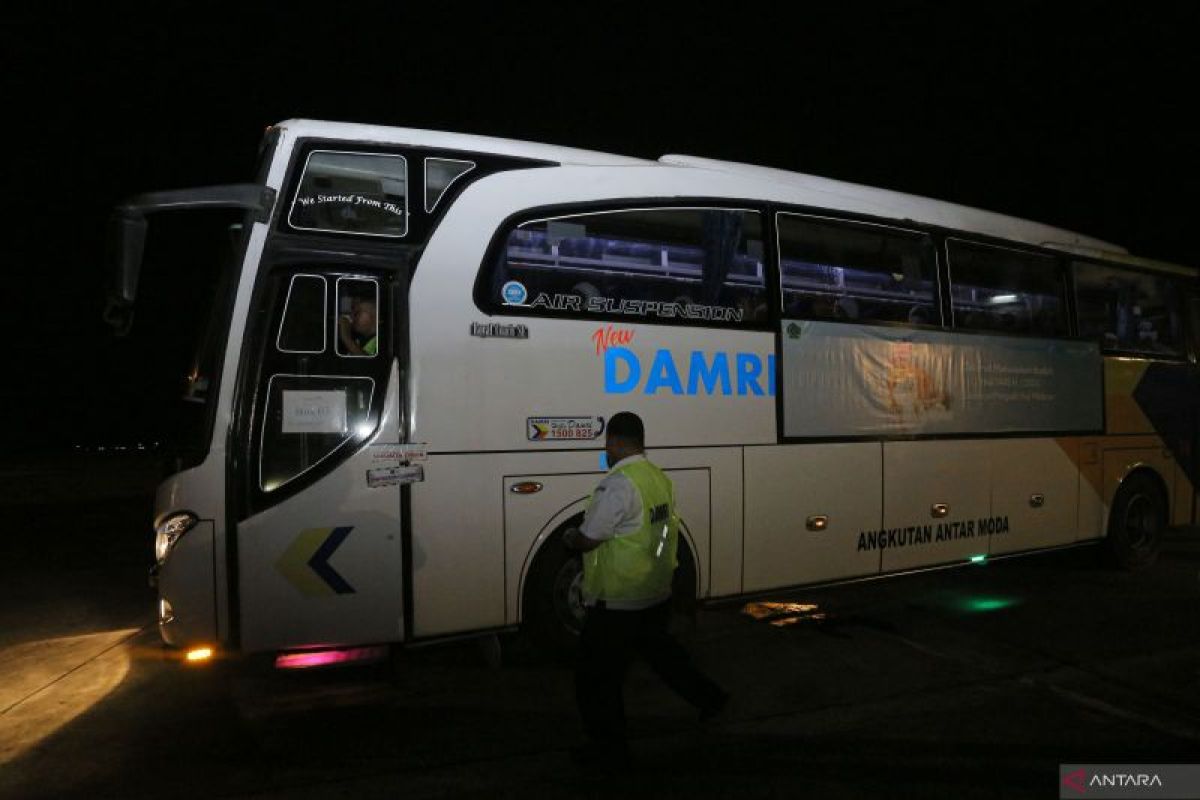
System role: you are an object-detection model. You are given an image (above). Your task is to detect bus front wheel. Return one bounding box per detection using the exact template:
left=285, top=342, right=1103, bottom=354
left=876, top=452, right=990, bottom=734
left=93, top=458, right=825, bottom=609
left=523, top=521, right=587, bottom=658
left=1106, top=472, right=1166, bottom=570
left=522, top=521, right=699, bottom=658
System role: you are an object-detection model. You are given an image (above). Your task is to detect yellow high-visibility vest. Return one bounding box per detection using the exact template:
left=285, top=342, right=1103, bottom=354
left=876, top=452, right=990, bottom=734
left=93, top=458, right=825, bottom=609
left=582, top=459, right=678, bottom=605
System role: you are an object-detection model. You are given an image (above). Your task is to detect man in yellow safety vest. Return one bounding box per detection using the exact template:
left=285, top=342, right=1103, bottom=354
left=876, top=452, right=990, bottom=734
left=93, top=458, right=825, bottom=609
left=563, top=411, right=729, bottom=766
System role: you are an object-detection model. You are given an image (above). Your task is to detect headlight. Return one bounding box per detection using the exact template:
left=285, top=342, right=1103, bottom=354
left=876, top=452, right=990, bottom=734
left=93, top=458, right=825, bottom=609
left=155, top=512, right=199, bottom=564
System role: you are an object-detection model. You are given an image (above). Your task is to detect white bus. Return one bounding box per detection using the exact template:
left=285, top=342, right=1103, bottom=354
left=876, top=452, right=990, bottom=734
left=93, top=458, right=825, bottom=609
left=110, top=119, right=1199, bottom=665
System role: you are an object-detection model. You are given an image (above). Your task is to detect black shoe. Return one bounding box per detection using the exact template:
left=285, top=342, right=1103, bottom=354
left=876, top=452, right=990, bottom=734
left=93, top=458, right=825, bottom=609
left=698, top=690, right=730, bottom=723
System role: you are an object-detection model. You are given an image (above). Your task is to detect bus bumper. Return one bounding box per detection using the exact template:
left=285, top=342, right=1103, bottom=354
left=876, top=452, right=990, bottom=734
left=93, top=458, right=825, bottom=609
left=154, top=519, right=218, bottom=648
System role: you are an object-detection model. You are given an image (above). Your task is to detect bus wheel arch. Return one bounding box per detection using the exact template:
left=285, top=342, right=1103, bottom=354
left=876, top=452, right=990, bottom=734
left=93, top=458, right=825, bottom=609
left=1106, top=467, right=1168, bottom=570
left=520, top=514, right=701, bottom=655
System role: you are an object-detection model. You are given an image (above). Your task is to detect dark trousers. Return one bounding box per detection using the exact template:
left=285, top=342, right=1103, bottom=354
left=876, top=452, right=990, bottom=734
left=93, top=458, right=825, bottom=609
left=575, top=599, right=725, bottom=746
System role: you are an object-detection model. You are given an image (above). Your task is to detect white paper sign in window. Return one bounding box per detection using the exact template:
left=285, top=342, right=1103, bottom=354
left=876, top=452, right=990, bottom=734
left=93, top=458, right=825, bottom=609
left=281, top=390, right=348, bottom=434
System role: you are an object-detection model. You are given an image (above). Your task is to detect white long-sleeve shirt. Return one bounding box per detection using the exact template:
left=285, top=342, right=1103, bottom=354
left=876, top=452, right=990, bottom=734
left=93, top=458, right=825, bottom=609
left=579, top=454, right=646, bottom=543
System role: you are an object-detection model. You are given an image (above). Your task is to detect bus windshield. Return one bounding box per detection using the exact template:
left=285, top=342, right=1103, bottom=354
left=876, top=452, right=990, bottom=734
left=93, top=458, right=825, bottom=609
left=105, top=130, right=279, bottom=465
left=113, top=210, right=247, bottom=466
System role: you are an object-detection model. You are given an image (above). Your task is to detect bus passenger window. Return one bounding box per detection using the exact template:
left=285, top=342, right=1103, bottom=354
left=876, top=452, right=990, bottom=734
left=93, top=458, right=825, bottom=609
left=1073, top=261, right=1183, bottom=356
left=276, top=274, right=327, bottom=353
left=336, top=278, right=380, bottom=358
left=487, top=207, right=768, bottom=326
left=947, top=240, right=1067, bottom=337
left=777, top=214, right=938, bottom=326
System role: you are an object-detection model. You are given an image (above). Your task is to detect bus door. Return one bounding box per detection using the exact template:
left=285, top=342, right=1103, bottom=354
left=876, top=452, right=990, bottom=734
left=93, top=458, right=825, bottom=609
left=234, top=267, right=408, bottom=653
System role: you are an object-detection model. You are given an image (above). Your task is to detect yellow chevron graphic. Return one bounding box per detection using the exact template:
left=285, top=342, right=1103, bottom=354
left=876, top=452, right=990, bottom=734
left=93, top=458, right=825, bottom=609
left=276, top=527, right=337, bottom=597
left=1055, top=436, right=1104, bottom=499
left=1105, top=359, right=1154, bottom=434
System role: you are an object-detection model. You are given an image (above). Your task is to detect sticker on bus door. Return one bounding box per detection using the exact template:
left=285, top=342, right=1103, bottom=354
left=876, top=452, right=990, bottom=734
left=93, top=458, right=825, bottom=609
left=365, top=443, right=427, bottom=487
left=367, top=464, right=424, bottom=488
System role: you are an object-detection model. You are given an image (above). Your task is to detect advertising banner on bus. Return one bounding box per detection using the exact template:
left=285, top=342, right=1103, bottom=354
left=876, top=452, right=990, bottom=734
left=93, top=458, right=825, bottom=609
left=780, top=321, right=1102, bottom=437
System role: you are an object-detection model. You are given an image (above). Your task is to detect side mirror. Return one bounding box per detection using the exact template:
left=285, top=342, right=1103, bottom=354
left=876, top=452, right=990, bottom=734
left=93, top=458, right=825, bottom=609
left=102, top=184, right=275, bottom=334
left=110, top=210, right=148, bottom=307
left=102, top=294, right=135, bottom=337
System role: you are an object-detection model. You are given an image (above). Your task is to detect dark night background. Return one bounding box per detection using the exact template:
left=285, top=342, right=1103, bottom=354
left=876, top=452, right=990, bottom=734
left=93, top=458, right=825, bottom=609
left=1, top=3, right=1197, bottom=460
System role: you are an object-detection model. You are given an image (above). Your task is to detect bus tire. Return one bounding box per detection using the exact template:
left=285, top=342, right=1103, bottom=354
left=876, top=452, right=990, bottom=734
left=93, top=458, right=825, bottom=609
left=522, top=519, right=701, bottom=658
left=1106, top=472, right=1166, bottom=570
left=523, top=519, right=586, bottom=658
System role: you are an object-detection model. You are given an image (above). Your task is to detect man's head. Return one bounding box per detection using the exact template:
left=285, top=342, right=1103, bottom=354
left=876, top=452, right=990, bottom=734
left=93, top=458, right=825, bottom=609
left=605, top=411, right=645, bottom=467
left=351, top=299, right=377, bottom=337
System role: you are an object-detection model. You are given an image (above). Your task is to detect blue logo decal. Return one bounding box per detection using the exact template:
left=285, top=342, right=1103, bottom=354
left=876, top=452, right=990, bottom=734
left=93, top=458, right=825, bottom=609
left=501, top=281, right=528, bottom=306
left=604, top=347, right=775, bottom=396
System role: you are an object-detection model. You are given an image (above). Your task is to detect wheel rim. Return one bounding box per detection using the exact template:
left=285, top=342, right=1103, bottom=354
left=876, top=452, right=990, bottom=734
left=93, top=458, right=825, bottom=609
left=1121, top=492, right=1160, bottom=550
left=551, top=557, right=585, bottom=635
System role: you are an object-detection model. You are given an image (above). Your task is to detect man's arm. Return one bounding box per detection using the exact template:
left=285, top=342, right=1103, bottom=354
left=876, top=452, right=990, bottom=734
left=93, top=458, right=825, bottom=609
left=563, top=477, right=636, bottom=552
left=562, top=526, right=603, bottom=552
left=338, top=316, right=364, bottom=355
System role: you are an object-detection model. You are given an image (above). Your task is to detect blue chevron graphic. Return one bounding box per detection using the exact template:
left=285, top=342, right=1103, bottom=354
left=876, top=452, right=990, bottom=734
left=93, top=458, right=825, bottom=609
left=307, top=526, right=355, bottom=594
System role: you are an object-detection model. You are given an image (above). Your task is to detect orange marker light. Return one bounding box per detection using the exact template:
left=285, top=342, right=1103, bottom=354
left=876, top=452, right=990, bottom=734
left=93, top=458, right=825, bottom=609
left=185, top=647, right=214, bottom=663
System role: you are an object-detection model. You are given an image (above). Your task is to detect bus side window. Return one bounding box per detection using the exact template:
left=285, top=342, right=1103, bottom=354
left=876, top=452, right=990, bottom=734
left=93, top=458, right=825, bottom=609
left=1073, top=261, right=1183, bottom=357
left=425, top=158, right=475, bottom=213
left=276, top=274, right=327, bottom=353
left=777, top=214, right=939, bottom=326
left=336, top=278, right=380, bottom=358
left=488, top=207, right=768, bottom=326
left=948, top=240, right=1067, bottom=336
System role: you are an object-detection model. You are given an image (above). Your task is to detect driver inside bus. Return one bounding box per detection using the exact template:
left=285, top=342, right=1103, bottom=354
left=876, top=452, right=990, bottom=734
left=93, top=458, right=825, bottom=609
left=338, top=297, right=378, bottom=356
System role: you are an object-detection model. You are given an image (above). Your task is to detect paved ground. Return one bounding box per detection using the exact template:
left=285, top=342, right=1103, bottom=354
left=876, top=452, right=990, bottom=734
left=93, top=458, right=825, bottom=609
left=2, top=463, right=1199, bottom=798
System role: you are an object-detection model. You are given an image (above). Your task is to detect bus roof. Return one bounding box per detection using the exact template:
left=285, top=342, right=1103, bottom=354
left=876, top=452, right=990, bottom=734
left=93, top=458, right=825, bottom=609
left=275, top=119, right=1194, bottom=268
left=275, top=118, right=654, bottom=168
left=657, top=154, right=1123, bottom=256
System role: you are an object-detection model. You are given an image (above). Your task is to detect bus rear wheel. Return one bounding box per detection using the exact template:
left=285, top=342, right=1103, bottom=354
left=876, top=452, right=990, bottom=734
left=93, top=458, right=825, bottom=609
left=1106, top=473, right=1165, bottom=570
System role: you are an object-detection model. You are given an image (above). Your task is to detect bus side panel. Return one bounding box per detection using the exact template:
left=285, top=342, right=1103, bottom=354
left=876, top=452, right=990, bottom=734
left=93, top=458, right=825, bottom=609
left=742, top=443, right=882, bottom=592
left=1103, top=357, right=1194, bottom=526
left=653, top=447, right=739, bottom=597
left=1172, top=461, right=1196, bottom=527
left=881, top=440, right=993, bottom=571
left=1075, top=438, right=1105, bottom=541
left=989, top=438, right=1079, bottom=554
left=410, top=453, right=509, bottom=638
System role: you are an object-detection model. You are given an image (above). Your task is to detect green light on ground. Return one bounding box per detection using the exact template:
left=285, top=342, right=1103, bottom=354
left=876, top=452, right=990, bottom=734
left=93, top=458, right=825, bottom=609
left=969, top=554, right=987, bottom=564
left=962, top=597, right=1016, bottom=613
